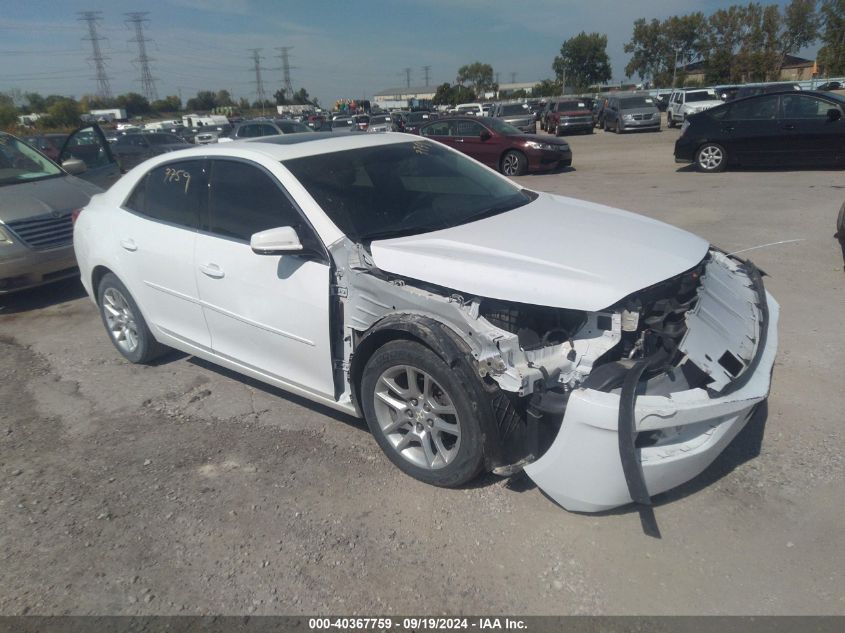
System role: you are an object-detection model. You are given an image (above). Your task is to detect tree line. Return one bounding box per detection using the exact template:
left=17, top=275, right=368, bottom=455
left=625, top=0, right=842, bottom=86
left=0, top=85, right=321, bottom=130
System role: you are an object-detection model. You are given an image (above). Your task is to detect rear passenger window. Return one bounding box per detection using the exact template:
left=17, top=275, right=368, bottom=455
left=206, top=160, right=303, bottom=241
left=123, top=160, right=205, bottom=229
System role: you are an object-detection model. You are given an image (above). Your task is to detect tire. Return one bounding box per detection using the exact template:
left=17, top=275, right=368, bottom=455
left=96, top=273, right=168, bottom=364
left=667, top=113, right=675, bottom=128
left=500, top=150, right=527, bottom=176
left=615, top=121, right=623, bottom=134
left=602, top=119, right=608, bottom=131
left=554, top=125, right=561, bottom=137
left=360, top=340, right=485, bottom=487
left=695, top=143, right=728, bottom=173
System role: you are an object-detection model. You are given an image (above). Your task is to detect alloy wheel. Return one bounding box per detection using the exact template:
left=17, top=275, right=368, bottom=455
left=373, top=365, right=462, bottom=470
left=502, top=153, right=520, bottom=176
left=698, top=145, right=724, bottom=170
left=102, top=287, right=140, bottom=354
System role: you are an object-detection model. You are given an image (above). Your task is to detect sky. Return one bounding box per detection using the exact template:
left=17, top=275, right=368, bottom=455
left=0, top=0, right=816, bottom=108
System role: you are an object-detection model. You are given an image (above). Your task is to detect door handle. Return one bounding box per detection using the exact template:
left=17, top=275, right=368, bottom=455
left=782, top=124, right=796, bottom=130
left=722, top=126, right=735, bottom=132
left=199, top=263, right=225, bottom=279
left=454, top=138, right=464, bottom=143
left=120, top=239, right=137, bottom=252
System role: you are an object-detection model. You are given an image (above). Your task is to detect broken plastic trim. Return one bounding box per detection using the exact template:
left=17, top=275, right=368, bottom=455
left=716, top=260, right=769, bottom=397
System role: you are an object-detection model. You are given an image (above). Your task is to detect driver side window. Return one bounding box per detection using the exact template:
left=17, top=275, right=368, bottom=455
left=452, top=120, right=483, bottom=136
left=205, top=159, right=304, bottom=242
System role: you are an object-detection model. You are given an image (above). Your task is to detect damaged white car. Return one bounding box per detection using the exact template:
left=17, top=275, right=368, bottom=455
left=73, top=133, right=778, bottom=512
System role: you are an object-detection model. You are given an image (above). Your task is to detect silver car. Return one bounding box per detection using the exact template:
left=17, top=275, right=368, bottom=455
left=0, top=131, right=115, bottom=294
left=491, top=102, right=537, bottom=133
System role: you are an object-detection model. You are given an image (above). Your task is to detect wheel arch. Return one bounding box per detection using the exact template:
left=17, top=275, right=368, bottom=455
left=350, top=314, right=510, bottom=470
left=91, top=264, right=114, bottom=296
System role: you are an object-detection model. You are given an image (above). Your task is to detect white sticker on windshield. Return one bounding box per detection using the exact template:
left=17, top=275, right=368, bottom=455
left=645, top=98, right=653, bottom=103
left=578, top=102, right=585, bottom=107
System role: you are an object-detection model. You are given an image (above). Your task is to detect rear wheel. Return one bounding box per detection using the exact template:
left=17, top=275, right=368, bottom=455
left=501, top=150, right=527, bottom=176
left=667, top=113, right=675, bottom=128
left=96, top=273, right=168, bottom=363
left=360, top=340, right=485, bottom=487
left=695, top=143, right=727, bottom=173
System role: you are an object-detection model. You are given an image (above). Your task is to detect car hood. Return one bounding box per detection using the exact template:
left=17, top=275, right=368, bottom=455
left=508, top=134, right=569, bottom=147
left=620, top=107, right=659, bottom=116
left=558, top=109, right=592, bottom=117
left=685, top=100, right=723, bottom=109
left=369, top=192, right=709, bottom=311
left=0, top=176, right=101, bottom=223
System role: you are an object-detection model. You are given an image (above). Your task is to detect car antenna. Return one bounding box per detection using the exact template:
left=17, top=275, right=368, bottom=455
left=728, top=238, right=804, bottom=256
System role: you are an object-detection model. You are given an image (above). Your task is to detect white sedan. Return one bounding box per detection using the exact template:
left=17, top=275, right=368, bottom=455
left=73, top=132, right=779, bottom=512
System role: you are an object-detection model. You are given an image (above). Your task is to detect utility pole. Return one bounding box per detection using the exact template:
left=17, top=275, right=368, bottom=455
left=78, top=11, right=112, bottom=99
left=276, top=46, right=295, bottom=101
left=125, top=12, right=158, bottom=102
left=403, top=67, right=411, bottom=89
left=249, top=48, right=267, bottom=115
left=422, top=65, right=431, bottom=87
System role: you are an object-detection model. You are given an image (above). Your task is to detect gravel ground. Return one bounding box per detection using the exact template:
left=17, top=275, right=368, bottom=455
left=1, top=119, right=843, bottom=615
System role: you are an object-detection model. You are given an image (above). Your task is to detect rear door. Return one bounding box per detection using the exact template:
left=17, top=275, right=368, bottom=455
left=58, top=124, right=120, bottom=188
left=721, top=95, right=782, bottom=165
left=419, top=120, right=453, bottom=148
left=779, top=93, right=843, bottom=165
left=111, top=159, right=211, bottom=350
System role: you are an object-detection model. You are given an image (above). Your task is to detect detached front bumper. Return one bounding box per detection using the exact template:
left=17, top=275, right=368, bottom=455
left=525, top=253, right=779, bottom=512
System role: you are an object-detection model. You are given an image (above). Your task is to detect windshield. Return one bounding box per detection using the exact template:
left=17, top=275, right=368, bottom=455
left=371, top=115, right=391, bottom=124
left=487, top=118, right=522, bottom=135
left=619, top=96, right=655, bottom=109
left=407, top=112, right=431, bottom=123
left=686, top=90, right=719, bottom=103
left=500, top=104, right=529, bottom=116
left=147, top=134, right=186, bottom=145
left=0, top=134, right=63, bottom=186
left=279, top=121, right=310, bottom=133
left=558, top=101, right=589, bottom=111
left=283, top=140, right=535, bottom=241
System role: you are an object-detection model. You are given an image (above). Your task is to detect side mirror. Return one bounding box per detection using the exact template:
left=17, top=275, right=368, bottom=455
left=62, top=158, right=87, bottom=175
left=250, top=226, right=303, bottom=255
left=480, top=130, right=492, bottom=141
left=827, top=108, right=842, bottom=122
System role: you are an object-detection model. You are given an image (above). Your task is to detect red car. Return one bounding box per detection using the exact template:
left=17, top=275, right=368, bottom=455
left=546, top=99, right=595, bottom=136
left=418, top=116, right=572, bottom=176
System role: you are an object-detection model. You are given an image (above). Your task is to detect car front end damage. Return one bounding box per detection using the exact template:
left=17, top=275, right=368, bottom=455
left=330, top=237, right=777, bottom=513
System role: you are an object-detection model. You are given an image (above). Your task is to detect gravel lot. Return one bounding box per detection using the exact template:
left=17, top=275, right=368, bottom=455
left=1, top=120, right=843, bottom=616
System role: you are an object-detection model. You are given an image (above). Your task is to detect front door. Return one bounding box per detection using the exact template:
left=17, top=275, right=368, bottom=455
left=450, top=119, right=499, bottom=168
left=112, top=158, right=212, bottom=350
left=779, top=93, right=843, bottom=165
left=194, top=158, right=335, bottom=397
left=419, top=120, right=454, bottom=148
left=58, top=124, right=120, bottom=188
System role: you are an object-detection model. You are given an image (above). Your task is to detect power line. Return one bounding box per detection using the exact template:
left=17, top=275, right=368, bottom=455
left=276, top=46, right=295, bottom=100
left=125, top=12, right=158, bottom=101
left=422, top=65, right=431, bottom=87
left=77, top=11, right=112, bottom=99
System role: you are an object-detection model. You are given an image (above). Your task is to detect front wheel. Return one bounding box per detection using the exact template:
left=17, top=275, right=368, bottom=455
left=696, top=143, right=727, bottom=173
left=667, top=114, right=675, bottom=128
left=500, top=150, right=527, bottom=176
left=360, top=340, right=485, bottom=487
left=97, top=273, right=168, bottom=363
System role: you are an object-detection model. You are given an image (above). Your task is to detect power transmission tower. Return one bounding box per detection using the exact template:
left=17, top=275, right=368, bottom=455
left=78, top=11, right=112, bottom=99
left=125, top=12, right=158, bottom=101
left=276, top=46, right=295, bottom=101
left=249, top=48, right=267, bottom=114
left=403, top=67, right=411, bottom=88
left=510, top=72, right=517, bottom=84
left=422, top=65, right=431, bottom=87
